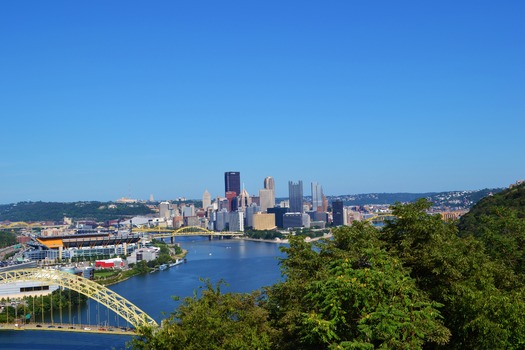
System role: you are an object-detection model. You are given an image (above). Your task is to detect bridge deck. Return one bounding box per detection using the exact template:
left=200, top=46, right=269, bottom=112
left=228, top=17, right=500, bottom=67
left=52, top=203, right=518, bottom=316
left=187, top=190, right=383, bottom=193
left=0, top=323, right=136, bottom=335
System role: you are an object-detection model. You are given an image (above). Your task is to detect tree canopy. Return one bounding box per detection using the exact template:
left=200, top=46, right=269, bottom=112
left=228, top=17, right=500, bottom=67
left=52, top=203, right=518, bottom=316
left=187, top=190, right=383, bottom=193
left=130, top=186, right=525, bottom=349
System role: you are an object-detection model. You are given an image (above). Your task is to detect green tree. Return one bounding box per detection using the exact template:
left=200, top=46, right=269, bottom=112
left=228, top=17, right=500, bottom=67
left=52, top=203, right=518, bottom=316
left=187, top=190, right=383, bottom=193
left=382, top=199, right=525, bottom=349
left=267, top=222, right=449, bottom=350
left=133, top=260, right=150, bottom=274
left=460, top=206, right=525, bottom=275
left=130, top=279, right=274, bottom=350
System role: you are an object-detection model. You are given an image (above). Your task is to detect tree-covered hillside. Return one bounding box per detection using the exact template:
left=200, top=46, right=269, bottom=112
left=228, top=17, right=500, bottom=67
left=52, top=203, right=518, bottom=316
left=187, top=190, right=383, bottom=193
left=459, top=182, right=525, bottom=232
left=0, top=201, right=154, bottom=222
left=327, top=188, right=502, bottom=208
left=131, top=193, right=525, bottom=349
left=458, top=182, right=525, bottom=275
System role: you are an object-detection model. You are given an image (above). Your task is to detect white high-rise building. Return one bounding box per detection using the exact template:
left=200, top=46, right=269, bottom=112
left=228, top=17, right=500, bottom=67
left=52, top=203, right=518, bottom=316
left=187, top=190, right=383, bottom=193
left=202, top=190, right=212, bottom=209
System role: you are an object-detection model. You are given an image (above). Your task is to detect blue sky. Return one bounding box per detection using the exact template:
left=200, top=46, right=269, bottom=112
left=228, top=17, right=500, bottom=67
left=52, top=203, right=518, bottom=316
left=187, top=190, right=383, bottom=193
left=1, top=1, right=524, bottom=203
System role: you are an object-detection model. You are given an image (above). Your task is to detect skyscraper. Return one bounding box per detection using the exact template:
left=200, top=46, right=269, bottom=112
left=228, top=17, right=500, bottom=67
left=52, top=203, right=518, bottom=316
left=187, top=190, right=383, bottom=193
left=239, top=188, right=251, bottom=210
left=202, top=190, right=211, bottom=209
left=224, top=171, right=241, bottom=197
left=263, top=176, right=276, bottom=209
left=288, top=180, right=304, bottom=213
left=259, top=189, right=273, bottom=212
left=311, top=181, right=324, bottom=212
left=225, top=191, right=237, bottom=212
left=332, top=200, right=344, bottom=226
left=264, top=176, right=275, bottom=191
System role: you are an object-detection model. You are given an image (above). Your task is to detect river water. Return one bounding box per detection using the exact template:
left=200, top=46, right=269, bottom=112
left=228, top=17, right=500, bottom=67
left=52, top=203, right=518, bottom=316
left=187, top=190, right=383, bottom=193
left=0, top=237, right=286, bottom=350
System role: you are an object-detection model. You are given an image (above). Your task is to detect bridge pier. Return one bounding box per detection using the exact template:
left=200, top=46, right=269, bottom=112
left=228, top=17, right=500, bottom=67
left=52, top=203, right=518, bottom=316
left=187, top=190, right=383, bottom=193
left=209, top=235, right=213, bottom=241
left=170, top=236, right=174, bottom=244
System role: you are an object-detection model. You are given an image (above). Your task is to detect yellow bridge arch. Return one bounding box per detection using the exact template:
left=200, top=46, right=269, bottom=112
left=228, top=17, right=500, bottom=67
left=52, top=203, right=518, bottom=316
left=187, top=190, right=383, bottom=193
left=174, top=226, right=213, bottom=234
left=133, top=225, right=243, bottom=237
left=0, top=268, right=158, bottom=328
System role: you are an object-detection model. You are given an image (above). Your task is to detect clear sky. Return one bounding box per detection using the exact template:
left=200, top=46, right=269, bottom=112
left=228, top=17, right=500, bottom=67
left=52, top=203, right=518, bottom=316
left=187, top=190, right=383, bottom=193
left=1, top=1, right=524, bottom=203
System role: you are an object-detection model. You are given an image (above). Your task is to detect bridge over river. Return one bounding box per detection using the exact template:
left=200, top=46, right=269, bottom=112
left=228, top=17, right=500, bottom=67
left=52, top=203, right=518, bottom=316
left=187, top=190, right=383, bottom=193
left=0, top=268, right=157, bottom=334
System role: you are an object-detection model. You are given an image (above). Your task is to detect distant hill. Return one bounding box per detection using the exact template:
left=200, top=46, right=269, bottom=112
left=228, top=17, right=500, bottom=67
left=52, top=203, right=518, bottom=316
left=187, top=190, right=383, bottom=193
left=458, top=182, right=525, bottom=234
left=326, top=188, right=503, bottom=209
left=0, top=201, right=155, bottom=222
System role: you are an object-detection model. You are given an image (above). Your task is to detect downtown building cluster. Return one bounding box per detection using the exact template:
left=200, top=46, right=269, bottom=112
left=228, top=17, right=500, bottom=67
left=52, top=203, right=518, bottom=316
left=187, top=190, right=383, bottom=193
left=156, top=172, right=338, bottom=232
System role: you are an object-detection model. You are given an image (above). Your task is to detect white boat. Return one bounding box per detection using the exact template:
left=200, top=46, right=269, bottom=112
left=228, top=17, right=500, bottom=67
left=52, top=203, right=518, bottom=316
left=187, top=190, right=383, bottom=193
left=169, top=259, right=184, bottom=267
left=159, top=264, right=168, bottom=270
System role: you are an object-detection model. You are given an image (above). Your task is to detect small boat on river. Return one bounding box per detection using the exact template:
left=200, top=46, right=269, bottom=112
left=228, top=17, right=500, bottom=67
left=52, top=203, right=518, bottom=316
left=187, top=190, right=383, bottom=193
left=169, top=259, right=184, bottom=267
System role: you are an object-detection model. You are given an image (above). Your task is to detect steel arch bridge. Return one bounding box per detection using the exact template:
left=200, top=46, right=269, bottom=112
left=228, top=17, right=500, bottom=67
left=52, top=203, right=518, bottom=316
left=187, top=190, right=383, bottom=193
left=0, top=268, right=158, bottom=328
left=134, top=225, right=243, bottom=237
left=175, top=226, right=214, bottom=234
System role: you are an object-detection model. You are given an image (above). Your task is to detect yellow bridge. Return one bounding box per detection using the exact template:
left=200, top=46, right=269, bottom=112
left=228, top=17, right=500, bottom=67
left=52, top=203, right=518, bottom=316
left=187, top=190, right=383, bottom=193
left=133, top=225, right=243, bottom=238
left=0, top=268, right=157, bottom=334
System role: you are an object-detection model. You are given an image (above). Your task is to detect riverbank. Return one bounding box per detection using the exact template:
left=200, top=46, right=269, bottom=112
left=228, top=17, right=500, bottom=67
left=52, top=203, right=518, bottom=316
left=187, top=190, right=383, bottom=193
left=95, top=249, right=188, bottom=286
left=240, top=233, right=332, bottom=244
left=240, top=237, right=289, bottom=244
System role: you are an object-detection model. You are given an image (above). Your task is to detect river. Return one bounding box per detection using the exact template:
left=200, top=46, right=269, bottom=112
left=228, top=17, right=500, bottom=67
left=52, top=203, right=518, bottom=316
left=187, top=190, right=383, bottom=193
left=0, top=237, right=286, bottom=350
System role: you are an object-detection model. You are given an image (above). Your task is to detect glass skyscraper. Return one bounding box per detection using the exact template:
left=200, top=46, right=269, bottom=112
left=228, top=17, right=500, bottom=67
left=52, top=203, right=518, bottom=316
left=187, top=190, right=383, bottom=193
left=224, top=171, right=241, bottom=196
left=332, top=199, right=344, bottom=226
left=288, top=180, right=303, bottom=213
left=311, top=181, right=324, bottom=212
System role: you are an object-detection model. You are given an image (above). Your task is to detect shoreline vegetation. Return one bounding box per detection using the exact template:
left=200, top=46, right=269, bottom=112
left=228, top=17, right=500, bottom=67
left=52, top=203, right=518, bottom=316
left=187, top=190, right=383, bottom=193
left=94, top=247, right=187, bottom=286
left=94, top=231, right=331, bottom=286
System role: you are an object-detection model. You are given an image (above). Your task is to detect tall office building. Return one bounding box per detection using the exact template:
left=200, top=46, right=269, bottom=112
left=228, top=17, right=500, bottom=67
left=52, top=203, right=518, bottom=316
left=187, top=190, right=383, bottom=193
left=229, top=211, right=244, bottom=232
left=215, top=209, right=229, bottom=231
left=183, top=204, right=195, bottom=217
left=263, top=176, right=276, bottom=208
left=322, top=193, right=328, bottom=212
left=288, top=180, right=304, bottom=213
left=259, top=189, right=273, bottom=212
left=332, top=200, right=344, bottom=226
left=311, top=182, right=324, bottom=212
left=159, top=202, right=171, bottom=219
left=202, top=190, right=211, bottom=209
left=264, top=176, right=275, bottom=190
left=225, top=191, right=237, bottom=212
left=224, top=171, right=241, bottom=197
left=239, top=188, right=251, bottom=210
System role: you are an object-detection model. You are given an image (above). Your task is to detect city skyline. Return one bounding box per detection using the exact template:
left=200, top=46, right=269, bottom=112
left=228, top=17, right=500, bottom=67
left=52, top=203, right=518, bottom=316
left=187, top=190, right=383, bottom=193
left=1, top=1, right=524, bottom=204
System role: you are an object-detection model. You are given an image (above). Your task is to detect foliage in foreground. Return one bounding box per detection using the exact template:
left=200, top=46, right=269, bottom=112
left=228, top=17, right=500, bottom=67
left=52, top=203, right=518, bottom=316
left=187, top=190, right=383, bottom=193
left=129, top=280, right=274, bottom=350
left=130, top=195, right=525, bottom=350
